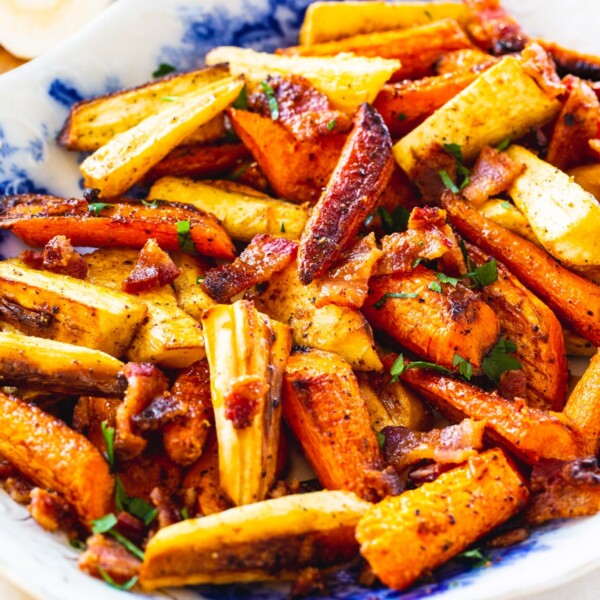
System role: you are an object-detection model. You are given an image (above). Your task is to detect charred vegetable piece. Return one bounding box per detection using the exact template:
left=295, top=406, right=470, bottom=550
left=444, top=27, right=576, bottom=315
left=0, top=194, right=235, bottom=260
left=0, top=391, right=114, bottom=525
left=442, top=193, right=600, bottom=347
left=122, top=238, right=181, bottom=294
left=140, top=490, right=370, bottom=589
left=298, top=103, right=393, bottom=284
left=0, top=260, right=146, bottom=357
left=283, top=349, right=400, bottom=501
left=201, top=300, right=292, bottom=505
left=356, top=448, right=529, bottom=590
left=0, top=332, right=126, bottom=396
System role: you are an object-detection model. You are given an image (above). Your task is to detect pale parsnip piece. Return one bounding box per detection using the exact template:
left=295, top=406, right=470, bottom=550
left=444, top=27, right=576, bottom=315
left=248, top=261, right=382, bottom=371
left=393, top=57, right=561, bottom=176
left=569, top=163, right=600, bottom=201
left=149, top=177, right=308, bottom=242
left=0, top=332, right=125, bottom=396
left=0, top=260, right=146, bottom=357
left=141, top=490, right=369, bottom=589
left=205, top=47, right=399, bottom=113
left=506, top=145, right=600, bottom=267
left=80, top=76, right=244, bottom=197
left=564, top=329, right=597, bottom=357
left=202, top=301, right=291, bottom=506
left=170, top=252, right=215, bottom=322
left=59, top=64, right=230, bottom=151
left=299, top=1, right=471, bottom=45
left=86, top=248, right=205, bottom=368
left=478, top=198, right=540, bottom=245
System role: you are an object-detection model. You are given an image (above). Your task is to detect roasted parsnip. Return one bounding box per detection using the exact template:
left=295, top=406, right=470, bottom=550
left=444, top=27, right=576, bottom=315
left=170, top=252, right=215, bottom=322
left=141, top=490, right=370, bottom=589
left=201, top=300, right=292, bottom=505
left=0, top=332, right=125, bottom=396
left=0, top=260, right=146, bottom=357
left=477, top=198, right=539, bottom=245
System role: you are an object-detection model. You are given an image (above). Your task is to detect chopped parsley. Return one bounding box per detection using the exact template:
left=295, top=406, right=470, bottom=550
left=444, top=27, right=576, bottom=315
left=377, top=205, right=411, bottom=234
left=232, top=84, right=248, bottom=109
left=433, top=260, right=498, bottom=291
left=114, top=476, right=158, bottom=526
left=501, top=201, right=512, bottom=210
left=280, top=221, right=286, bottom=233
left=229, top=161, right=253, bottom=181
left=397, top=112, right=407, bottom=121
left=376, top=431, right=386, bottom=449
left=260, top=80, right=280, bottom=120
left=482, top=338, right=522, bottom=385
left=443, top=143, right=470, bottom=189
left=373, top=292, right=419, bottom=309
left=438, top=169, right=460, bottom=194
left=98, top=568, right=138, bottom=592
left=69, top=539, right=86, bottom=551
left=390, top=354, right=453, bottom=383
left=496, top=137, right=511, bottom=152
left=196, top=275, right=205, bottom=284
left=457, top=548, right=490, bottom=569
left=92, top=513, right=145, bottom=560
left=176, top=220, right=197, bottom=255
left=180, top=507, right=190, bottom=520
left=428, top=280, right=442, bottom=293
left=87, top=202, right=114, bottom=216
left=436, top=272, right=461, bottom=286
left=326, top=118, right=337, bottom=131
left=453, top=353, right=473, bottom=381
left=141, top=198, right=159, bottom=209
left=152, top=63, right=176, bottom=78
left=161, top=95, right=178, bottom=102
left=100, top=421, right=115, bottom=470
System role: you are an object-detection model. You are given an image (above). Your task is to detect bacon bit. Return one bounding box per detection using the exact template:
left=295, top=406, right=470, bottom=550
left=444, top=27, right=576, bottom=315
left=465, top=0, right=528, bottom=55
left=79, top=534, right=141, bottom=585
left=20, top=235, right=88, bottom=279
left=539, top=39, right=600, bottom=82
left=383, top=419, right=486, bottom=472
left=149, top=487, right=181, bottom=530
left=546, top=76, right=600, bottom=171
left=163, top=360, right=214, bottom=467
left=28, top=488, right=74, bottom=533
left=487, top=527, right=530, bottom=548
left=0, top=459, right=16, bottom=480
left=498, top=369, right=528, bottom=401
left=315, top=233, right=383, bottom=309
left=224, top=378, right=268, bottom=429
left=203, top=234, right=298, bottom=303
left=462, top=146, right=526, bottom=208
left=521, top=42, right=566, bottom=99
left=122, top=238, right=181, bottom=294
left=115, top=363, right=169, bottom=460
left=406, top=462, right=456, bottom=488
left=376, top=207, right=465, bottom=275
left=249, top=75, right=351, bottom=141
left=527, top=457, right=600, bottom=525
left=3, top=475, right=32, bottom=504
left=410, top=144, right=457, bottom=205
left=130, top=393, right=185, bottom=432
left=115, top=510, right=146, bottom=546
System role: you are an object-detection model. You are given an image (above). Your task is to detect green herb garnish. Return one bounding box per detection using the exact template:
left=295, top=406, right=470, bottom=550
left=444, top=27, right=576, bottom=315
left=438, top=169, right=460, bottom=194
left=69, top=539, right=86, bottom=551
left=376, top=431, right=386, bottom=449
left=390, top=354, right=453, bottom=383
left=88, top=202, right=114, bottom=216
left=141, top=198, right=159, bottom=209
left=260, top=80, right=280, bottom=120
left=232, top=84, right=248, bottom=109
left=496, top=137, right=511, bottom=152
left=453, top=353, right=473, bottom=381
left=457, top=548, right=491, bottom=569
left=176, top=220, right=196, bottom=255
left=280, top=222, right=286, bottom=233
left=469, top=259, right=498, bottom=289
left=115, top=475, right=158, bottom=526
left=428, top=280, right=442, bottom=293
left=152, top=63, right=176, bottom=78
left=98, top=568, right=139, bottom=592
left=161, top=95, right=178, bottom=102
left=92, top=513, right=118, bottom=535
left=100, top=421, right=115, bottom=470
left=377, top=205, right=411, bottom=234
left=436, top=272, right=461, bottom=286
left=326, top=118, right=337, bottom=131
left=482, top=338, right=522, bottom=385
left=196, top=276, right=205, bottom=284
left=230, top=161, right=253, bottom=181
left=397, top=112, right=407, bottom=121
left=180, top=507, right=190, bottom=520
left=501, top=201, right=512, bottom=210
left=442, top=143, right=470, bottom=189
left=373, top=292, right=419, bottom=309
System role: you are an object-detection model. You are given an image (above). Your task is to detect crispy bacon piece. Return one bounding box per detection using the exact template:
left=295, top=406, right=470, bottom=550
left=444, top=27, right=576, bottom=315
left=115, top=363, right=169, bottom=460
left=461, top=146, right=525, bottom=207
left=150, top=487, right=181, bottom=530
left=498, top=369, right=528, bottom=402
left=527, top=457, right=600, bottom=525
left=435, top=48, right=498, bottom=76
left=298, top=103, right=394, bottom=284
left=163, top=360, right=214, bottom=467
left=0, top=194, right=235, bottom=260
left=400, top=366, right=582, bottom=465
left=283, top=19, right=475, bottom=81
left=364, top=268, right=499, bottom=373
left=122, top=238, right=181, bottom=294
left=546, top=76, right=600, bottom=171
left=146, top=143, right=251, bottom=182
left=442, top=193, right=600, bottom=346
left=202, top=234, right=298, bottom=303
left=79, top=534, right=141, bottom=585
left=409, top=144, right=458, bottom=205
left=20, top=235, right=88, bottom=279
left=465, top=0, right=528, bottom=55
left=28, top=488, right=75, bottom=533
left=521, top=42, right=566, bottom=100
left=315, top=233, right=382, bottom=309
left=72, top=396, right=120, bottom=453
left=130, top=394, right=185, bottom=432
left=376, top=207, right=465, bottom=276
left=374, top=70, right=481, bottom=138
left=539, top=39, right=600, bottom=81
left=383, top=419, right=485, bottom=471
left=3, top=475, right=32, bottom=504
left=249, top=75, right=351, bottom=141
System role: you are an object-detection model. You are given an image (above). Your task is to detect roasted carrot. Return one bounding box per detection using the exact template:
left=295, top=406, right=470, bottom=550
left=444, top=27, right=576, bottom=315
left=282, top=349, right=400, bottom=501
left=435, top=48, right=498, bottom=75
left=442, top=193, right=600, bottom=346
left=0, top=194, right=235, bottom=259
left=0, top=391, right=114, bottom=525
left=363, top=267, right=500, bottom=373
left=356, top=448, right=529, bottom=590
left=401, top=366, right=582, bottom=464
left=298, top=103, right=393, bottom=284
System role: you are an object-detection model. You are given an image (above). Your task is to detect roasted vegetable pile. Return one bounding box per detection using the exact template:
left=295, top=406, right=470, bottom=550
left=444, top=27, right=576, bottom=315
left=3, top=0, right=600, bottom=594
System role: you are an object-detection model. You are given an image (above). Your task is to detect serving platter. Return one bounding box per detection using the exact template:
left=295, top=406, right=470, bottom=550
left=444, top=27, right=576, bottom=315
left=0, top=0, right=599, bottom=599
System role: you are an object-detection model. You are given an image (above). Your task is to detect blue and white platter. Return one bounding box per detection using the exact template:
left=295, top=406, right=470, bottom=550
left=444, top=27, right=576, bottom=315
left=1, top=1, right=600, bottom=599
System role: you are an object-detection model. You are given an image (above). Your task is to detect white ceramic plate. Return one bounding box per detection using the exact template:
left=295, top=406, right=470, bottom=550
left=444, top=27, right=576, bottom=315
left=0, top=1, right=599, bottom=599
